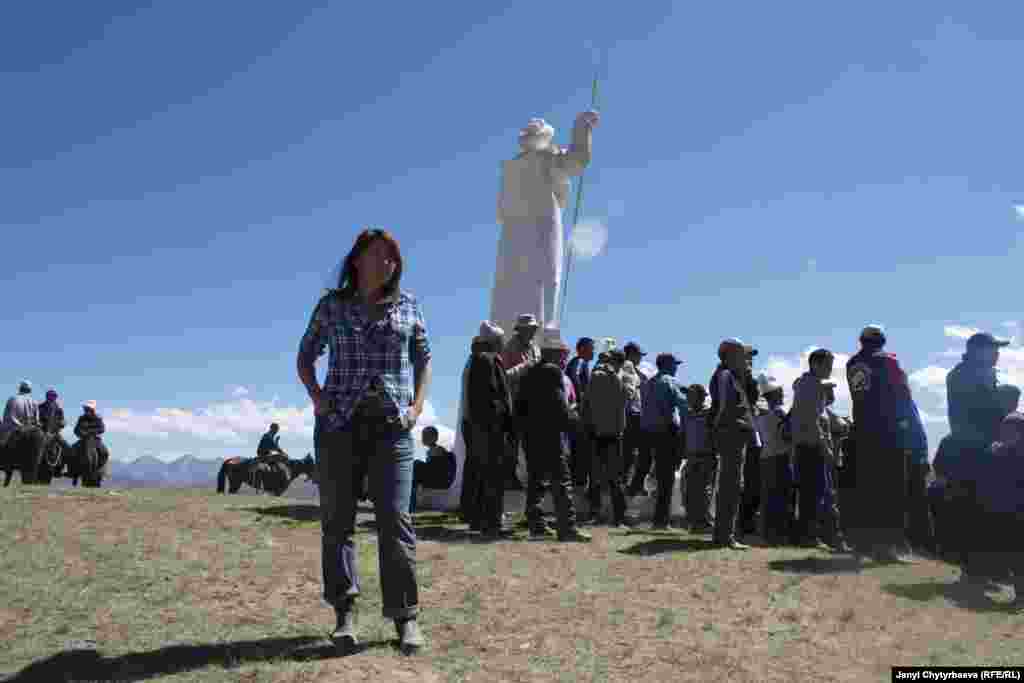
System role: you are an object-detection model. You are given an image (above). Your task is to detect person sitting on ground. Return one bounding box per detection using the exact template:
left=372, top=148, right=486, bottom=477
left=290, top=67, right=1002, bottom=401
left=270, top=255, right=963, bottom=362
left=1, top=381, right=39, bottom=450
left=409, top=426, right=458, bottom=514
left=582, top=348, right=629, bottom=528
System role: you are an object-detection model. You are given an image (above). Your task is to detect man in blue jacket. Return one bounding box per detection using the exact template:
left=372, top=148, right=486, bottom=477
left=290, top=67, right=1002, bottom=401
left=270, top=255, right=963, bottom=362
left=845, top=325, right=927, bottom=562
left=639, top=353, right=689, bottom=529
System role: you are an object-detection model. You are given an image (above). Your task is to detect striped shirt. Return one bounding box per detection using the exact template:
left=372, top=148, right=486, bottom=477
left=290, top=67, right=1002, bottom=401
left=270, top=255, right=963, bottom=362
left=298, top=289, right=431, bottom=433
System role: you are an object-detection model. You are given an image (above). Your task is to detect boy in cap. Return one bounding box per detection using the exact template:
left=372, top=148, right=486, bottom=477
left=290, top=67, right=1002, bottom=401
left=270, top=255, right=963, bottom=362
left=516, top=329, right=591, bottom=542
left=639, top=352, right=690, bottom=529
left=683, top=384, right=717, bottom=533
left=755, top=375, right=795, bottom=545
left=711, top=339, right=759, bottom=549
left=791, top=349, right=840, bottom=550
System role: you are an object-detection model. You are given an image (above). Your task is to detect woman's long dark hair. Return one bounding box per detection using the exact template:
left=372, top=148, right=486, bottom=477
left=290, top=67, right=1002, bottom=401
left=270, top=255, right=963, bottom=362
left=332, top=228, right=404, bottom=299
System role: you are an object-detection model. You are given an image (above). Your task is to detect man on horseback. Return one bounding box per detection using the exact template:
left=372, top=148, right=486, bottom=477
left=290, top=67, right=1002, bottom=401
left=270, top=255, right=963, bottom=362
left=1, top=381, right=40, bottom=450
left=38, top=389, right=70, bottom=473
left=73, top=400, right=110, bottom=473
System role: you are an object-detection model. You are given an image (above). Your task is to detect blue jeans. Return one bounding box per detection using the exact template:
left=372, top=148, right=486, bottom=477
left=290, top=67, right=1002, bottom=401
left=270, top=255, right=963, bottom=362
left=319, top=416, right=418, bottom=619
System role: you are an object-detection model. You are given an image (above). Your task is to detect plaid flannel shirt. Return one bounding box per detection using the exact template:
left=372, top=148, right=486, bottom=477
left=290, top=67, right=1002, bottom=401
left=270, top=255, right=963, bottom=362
left=298, top=289, right=431, bottom=433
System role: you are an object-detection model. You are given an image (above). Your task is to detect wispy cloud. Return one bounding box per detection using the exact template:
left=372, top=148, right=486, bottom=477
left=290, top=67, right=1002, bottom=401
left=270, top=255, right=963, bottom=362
left=231, top=386, right=249, bottom=397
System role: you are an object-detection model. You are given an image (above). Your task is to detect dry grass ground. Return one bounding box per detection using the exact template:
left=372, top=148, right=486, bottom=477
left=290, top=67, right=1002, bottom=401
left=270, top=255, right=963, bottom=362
left=1, top=483, right=1022, bottom=682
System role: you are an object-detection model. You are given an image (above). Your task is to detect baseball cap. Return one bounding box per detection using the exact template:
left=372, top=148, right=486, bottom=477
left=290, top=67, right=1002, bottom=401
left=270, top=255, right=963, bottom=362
left=967, top=332, right=1011, bottom=351
left=656, top=352, right=684, bottom=368
left=859, top=324, right=886, bottom=342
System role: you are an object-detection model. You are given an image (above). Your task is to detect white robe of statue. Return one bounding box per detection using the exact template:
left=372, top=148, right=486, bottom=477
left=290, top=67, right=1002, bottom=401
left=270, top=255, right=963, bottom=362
left=489, top=111, right=598, bottom=337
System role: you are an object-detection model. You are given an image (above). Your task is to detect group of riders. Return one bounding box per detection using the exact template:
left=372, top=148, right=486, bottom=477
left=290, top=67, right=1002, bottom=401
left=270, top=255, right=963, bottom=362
left=0, top=381, right=109, bottom=484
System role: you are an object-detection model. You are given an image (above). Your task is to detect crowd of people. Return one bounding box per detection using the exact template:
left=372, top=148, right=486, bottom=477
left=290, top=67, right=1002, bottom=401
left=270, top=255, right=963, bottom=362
left=0, top=382, right=110, bottom=474
left=457, top=317, right=1023, bottom=591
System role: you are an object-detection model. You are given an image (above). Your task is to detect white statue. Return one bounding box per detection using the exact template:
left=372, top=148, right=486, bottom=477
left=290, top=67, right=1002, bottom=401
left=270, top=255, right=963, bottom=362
left=490, top=110, right=600, bottom=337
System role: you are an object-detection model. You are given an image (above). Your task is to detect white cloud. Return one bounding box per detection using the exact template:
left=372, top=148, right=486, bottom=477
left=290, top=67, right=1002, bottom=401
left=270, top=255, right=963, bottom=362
left=1013, top=204, right=1024, bottom=220
left=107, top=396, right=453, bottom=451
left=805, top=258, right=818, bottom=272
left=231, top=386, right=249, bottom=397
left=944, top=325, right=979, bottom=340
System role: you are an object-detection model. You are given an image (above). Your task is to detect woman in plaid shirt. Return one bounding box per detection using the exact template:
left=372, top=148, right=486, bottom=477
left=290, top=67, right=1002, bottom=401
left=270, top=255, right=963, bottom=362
left=297, top=229, right=432, bottom=654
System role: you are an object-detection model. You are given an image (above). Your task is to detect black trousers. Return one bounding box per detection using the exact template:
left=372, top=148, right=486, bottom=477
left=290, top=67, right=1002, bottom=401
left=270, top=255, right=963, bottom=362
left=906, top=459, right=934, bottom=552
left=458, top=420, right=481, bottom=526
left=740, top=443, right=762, bottom=533
left=469, top=423, right=506, bottom=532
left=627, top=429, right=656, bottom=493
left=795, top=444, right=829, bottom=542
left=524, top=430, right=577, bottom=534
left=713, top=429, right=748, bottom=544
left=587, top=435, right=627, bottom=524
left=650, top=431, right=681, bottom=525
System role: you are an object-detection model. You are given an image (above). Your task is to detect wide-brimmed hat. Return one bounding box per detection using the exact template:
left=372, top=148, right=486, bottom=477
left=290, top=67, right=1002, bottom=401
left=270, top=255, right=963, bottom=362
left=656, top=352, right=684, bottom=369
left=82, top=400, right=97, bottom=411
left=967, top=331, right=1011, bottom=351
left=514, top=314, right=540, bottom=330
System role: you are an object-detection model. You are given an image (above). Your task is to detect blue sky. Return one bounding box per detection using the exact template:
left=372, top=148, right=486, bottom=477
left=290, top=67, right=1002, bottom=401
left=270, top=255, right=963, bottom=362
left=3, top=2, right=1023, bottom=462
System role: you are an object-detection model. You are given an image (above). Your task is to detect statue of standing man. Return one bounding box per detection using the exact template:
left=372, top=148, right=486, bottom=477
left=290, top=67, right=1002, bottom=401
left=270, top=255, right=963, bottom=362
left=490, top=110, right=600, bottom=337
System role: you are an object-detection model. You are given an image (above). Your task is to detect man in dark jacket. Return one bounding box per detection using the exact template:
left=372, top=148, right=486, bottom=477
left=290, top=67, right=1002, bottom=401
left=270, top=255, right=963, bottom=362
left=38, top=389, right=71, bottom=467
left=712, top=339, right=759, bottom=549
left=516, top=329, right=591, bottom=542
left=467, top=324, right=515, bottom=538
left=845, top=325, right=927, bottom=562
left=938, top=331, right=1016, bottom=579
left=74, top=400, right=109, bottom=471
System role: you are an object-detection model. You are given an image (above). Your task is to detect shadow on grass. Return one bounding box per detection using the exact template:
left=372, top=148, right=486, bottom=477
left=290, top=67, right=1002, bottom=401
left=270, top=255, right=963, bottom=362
left=242, top=503, right=376, bottom=524
left=2, top=635, right=399, bottom=682
left=618, top=538, right=719, bottom=556
left=768, top=556, right=865, bottom=574
left=882, top=580, right=1020, bottom=614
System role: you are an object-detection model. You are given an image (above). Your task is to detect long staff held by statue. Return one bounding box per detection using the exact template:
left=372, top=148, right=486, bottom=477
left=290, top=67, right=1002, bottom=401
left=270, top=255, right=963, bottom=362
left=558, top=74, right=600, bottom=328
